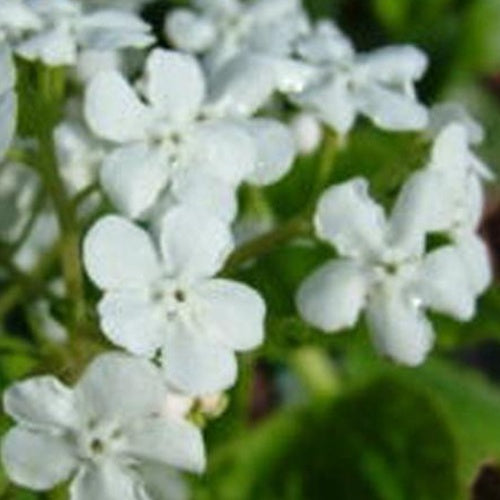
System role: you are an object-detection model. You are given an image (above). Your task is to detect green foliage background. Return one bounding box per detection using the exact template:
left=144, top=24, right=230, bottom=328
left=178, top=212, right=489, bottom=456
left=2, top=0, right=500, bottom=499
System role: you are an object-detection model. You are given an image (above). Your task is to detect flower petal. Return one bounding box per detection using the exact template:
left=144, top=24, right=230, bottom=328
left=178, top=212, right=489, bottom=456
left=0, top=43, right=15, bottom=94
left=159, top=206, right=233, bottom=279
left=85, top=71, right=152, bottom=143
left=196, top=279, right=266, bottom=351
left=16, top=26, right=77, bottom=66
left=293, top=75, right=356, bottom=135
left=143, top=49, right=205, bottom=121
left=124, top=418, right=205, bottom=473
left=355, top=83, right=428, bottom=131
left=98, top=291, right=164, bottom=357
left=2, top=428, right=77, bottom=491
left=100, top=144, right=170, bottom=219
left=75, top=352, right=165, bottom=421
left=78, top=10, right=153, bottom=50
left=366, top=284, right=434, bottom=366
left=315, top=178, right=387, bottom=259
left=165, top=9, right=216, bottom=53
left=70, top=463, right=141, bottom=500
left=242, top=118, right=296, bottom=185
left=162, top=324, right=238, bottom=395
left=138, top=465, right=189, bottom=500
left=296, top=259, right=369, bottom=332
left=454, top=234, right=492, bottom=296
left=171, top=170, right=238, bottom=223
left=83, top=215, right=161, bottom=290
left=186, top=120, right=256, bottom=185
left=4, top=376, right=77, bottom=431
left=415, top=245, right=477, bottom=321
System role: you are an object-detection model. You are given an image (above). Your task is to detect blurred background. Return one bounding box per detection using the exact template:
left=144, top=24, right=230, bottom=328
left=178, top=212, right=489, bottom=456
left=2, top=0, right=500, bottom=499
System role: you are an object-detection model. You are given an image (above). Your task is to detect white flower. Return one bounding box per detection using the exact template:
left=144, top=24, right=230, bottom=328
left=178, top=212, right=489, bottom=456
left=1, top=352, right=204, bottom=499
left=296, top=177, right=489, bottom=366
left=83, top=208, right=266, bottom=395
left=85, top=48, right=295, bottom=223
left=166, top=0, right=309, bottom=72
left=0, top=0, right=41, bottom=42
left=291, top=20, right=429, bottom=135
left=15, top=0, right=153, bottom=66
left=0, top=43, right=16, bottom=161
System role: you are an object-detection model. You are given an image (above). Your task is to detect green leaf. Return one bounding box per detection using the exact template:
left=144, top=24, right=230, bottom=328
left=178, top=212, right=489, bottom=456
left=195, top=375, right=459, bottom=499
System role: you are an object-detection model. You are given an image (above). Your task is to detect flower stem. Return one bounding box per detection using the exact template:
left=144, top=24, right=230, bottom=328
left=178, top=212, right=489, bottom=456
left=223, top=215, right=312, bottom=275
left=310, top=130, right=338, bottom=202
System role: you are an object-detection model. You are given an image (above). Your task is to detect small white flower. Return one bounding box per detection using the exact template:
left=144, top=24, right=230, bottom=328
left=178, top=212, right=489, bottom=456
left=83, top=208, right=266, bottom=395
left=292, top=20, right=429, bottom=135
left=15, top=0, right=153, bottom=66
left=85, top=48, right=295, bottom=223
left=296, top=177, right=488, bottom=366
left=1, top=352, right=205, bottom=499
left=166, top=0, right=309, bottom=72
left=0, top=43, right=17, bottom=161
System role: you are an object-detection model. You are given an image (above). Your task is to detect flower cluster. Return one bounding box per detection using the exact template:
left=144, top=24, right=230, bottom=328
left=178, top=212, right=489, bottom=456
left=0, top=0, right=494, bottom=498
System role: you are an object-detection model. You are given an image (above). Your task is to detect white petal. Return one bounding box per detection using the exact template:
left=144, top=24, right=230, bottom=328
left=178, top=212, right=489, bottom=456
left=85, top=71, right=152, bottom=143
left=165, top=9, right=216, bottom=52
left=429, top=123, right=469, bottom=176
left=171, top=170, right=238, bottom=223
left=454, top=234, right=492, bottom=296
left=355, top=84, right=428, bottom=131
left=186, top=120, right=255, bottom=185
left=358, top=45, right=428, bottom=83
left=16, top=26, right=77, bottom=66
left=159, top=206, right=233, bottom=279
left=139, top=465, right=189, bottom=500
left=366, top=284, right=434, bottom=366
left=294, top=76, right=356, bottom=134
left=70, top=463, right=141, bottom=500
left=75, top=352, right=165, bottom=421
left=242, top=118, right=296, bottom=185
left=0, top=1, right=41, bottom=33
left=162, top=324, right=238, bottom=395
left=207, top=54, right=277, bottom=117
left=196, top=279, right=266, bottom=351
left=124, top=418, right=205, bottom=473
left=0, top=43, right=15, bottom=94
left=100, top=144, right=170, bottom=219
left=4, top=377, right=77, bottom=431
left=296, top=259, right=369, bottom=332
left=2, top=428, right=77, bottom=491
left=83, top=215, right=161, bottom=290
left=144, top=49, right=205, bottom=121
left=389, top=169, right=440, bottom=256
left=315, top=178, right=387, bottom=259
left=98, top=291, right=164, bottom=357
left=0, top=91, right=16, bottom=160
left=78, top=10, right=153, bottom=50
left=416, top=245, right=477, bottom=321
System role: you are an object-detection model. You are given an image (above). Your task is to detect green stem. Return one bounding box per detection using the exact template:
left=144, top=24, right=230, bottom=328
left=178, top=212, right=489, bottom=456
left=37, top=128, right=86, bottom=334
left=223, top=216, right=312, bottom=275
left=310, top=130, right=338, bottom=202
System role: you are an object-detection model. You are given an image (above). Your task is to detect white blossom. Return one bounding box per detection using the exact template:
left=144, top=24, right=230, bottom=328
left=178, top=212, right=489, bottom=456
left=83, top=208, right=266, bottom=395
left=0, top=0, right=41, bottom=42
left=291, top=112, right=323, bottom=155
left=166, top=0, right=310, bottom=72
left=14, top=0, right=153, bottom=66
left=296, top=177, right=490, bottom=366
left=84, top=48, right=295, bottom=223
left=1, top=352, right=204, bottom=499
left=291, top=20, right=429, bottom=135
